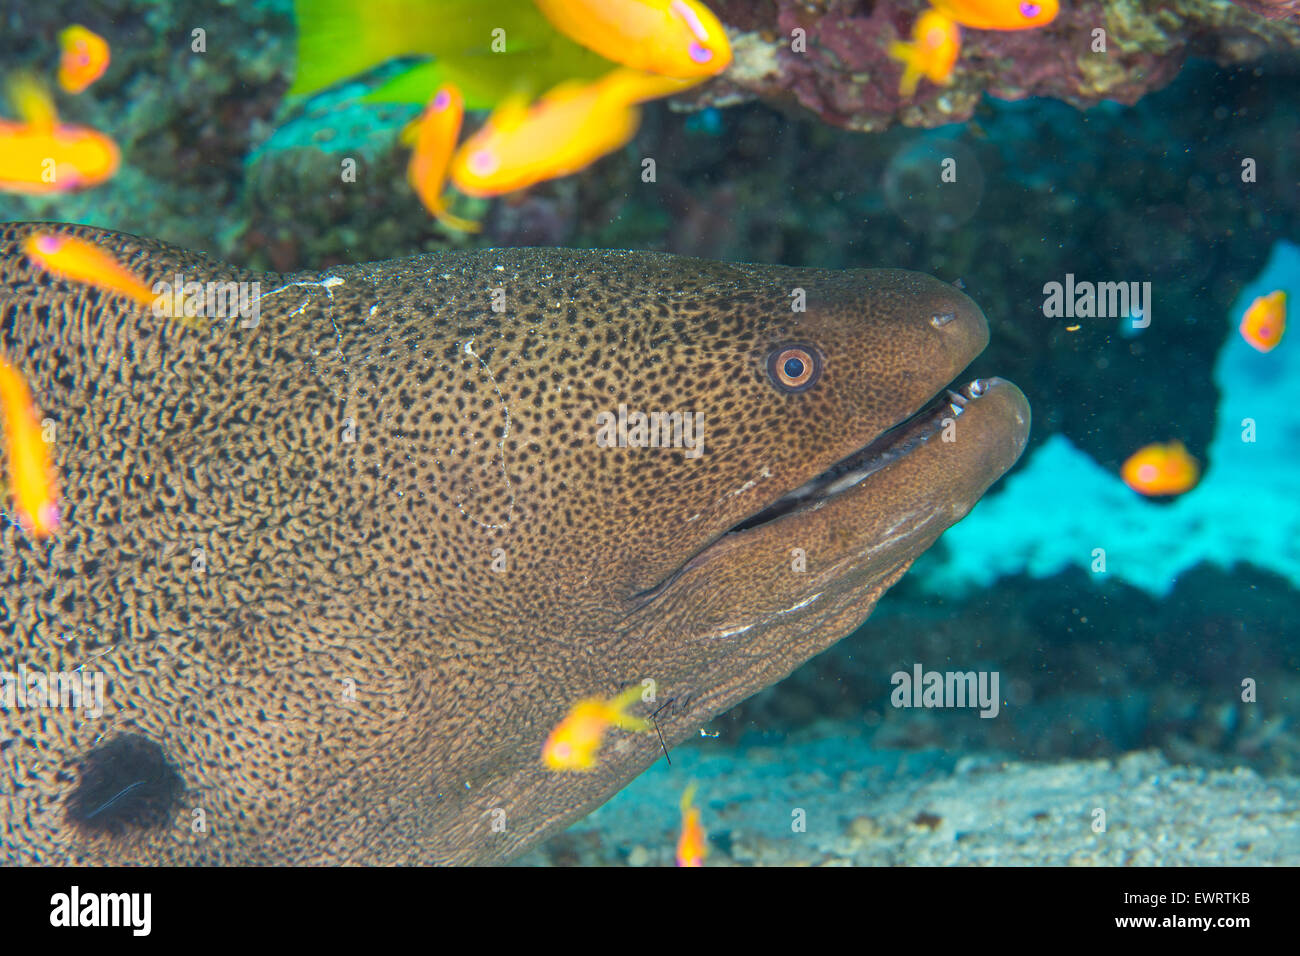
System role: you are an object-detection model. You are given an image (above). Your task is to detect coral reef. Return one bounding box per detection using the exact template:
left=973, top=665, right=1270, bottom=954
left=0, top=0, right=294, bottom=253
left=701, top=0, right=1300, bottom=131
left=1232, top=0, right=1300, bottom=19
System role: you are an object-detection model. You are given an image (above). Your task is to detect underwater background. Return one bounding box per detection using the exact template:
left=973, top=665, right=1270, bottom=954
left=3, top=0, right=1298, bottom=865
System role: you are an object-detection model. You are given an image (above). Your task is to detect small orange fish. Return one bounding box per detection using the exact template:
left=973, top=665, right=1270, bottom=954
left=0, top=357, right=60, bottom=539
left=1121, top=441, right=1200, bottom=497
left=403, top=85, right=480, bottom=233
left=889, top=10, right=962, bottom=97
left=675, top=783, right=707, bottom=867
left=542, top=685, right=652, bottom=771
left=534, top=0, right=732, bottom=78
left=58, top=25, right=111, bottom=94
left=1239, top=290, right=1286, bottom=353
left=450, top=67, right=698, bottom=198
left=0, top=75, right=118, bottom=194
left=928, top=0, right=1059, bottom=30
left=24, top=232, right=170, bottom=316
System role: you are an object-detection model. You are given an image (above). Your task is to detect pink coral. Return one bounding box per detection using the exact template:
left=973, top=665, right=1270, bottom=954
left=700, top=0, right=1300, bottom=130
left=1231, top=0, right=1300, bottom=19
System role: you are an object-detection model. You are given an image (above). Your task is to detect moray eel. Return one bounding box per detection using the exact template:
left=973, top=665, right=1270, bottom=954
left=0, top=222, right=1029, bottom=864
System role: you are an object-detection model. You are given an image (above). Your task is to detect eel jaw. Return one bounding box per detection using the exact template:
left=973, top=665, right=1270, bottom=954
left=630, top=376, right=1029, bottom=618
left=619, top=376, right=1028, bottom=773
left=730, top=377, right=1006, bottom=534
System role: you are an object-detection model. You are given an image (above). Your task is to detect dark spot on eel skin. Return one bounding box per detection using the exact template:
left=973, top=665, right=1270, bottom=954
left=65, top=734, right=185, bottom=836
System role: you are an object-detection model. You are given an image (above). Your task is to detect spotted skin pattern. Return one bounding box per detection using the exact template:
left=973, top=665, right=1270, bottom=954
left=0, top=222, right=1028, bottom=864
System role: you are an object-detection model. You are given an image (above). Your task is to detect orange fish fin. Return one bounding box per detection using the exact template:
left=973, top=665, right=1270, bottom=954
left=680, top=782, right=698, bottom=812
left=399, top=115, right=423, bottom=146
left=7, top=73, right=57, bottom=131
left=888, top=42, right=923, bottom=97
left=433, top=205, right=481, bottom=234
left=607, top=684, right=652, bottom=731
left=488, top=92, right=533, bottom=133
left=598, top=67, right=703, bottom=105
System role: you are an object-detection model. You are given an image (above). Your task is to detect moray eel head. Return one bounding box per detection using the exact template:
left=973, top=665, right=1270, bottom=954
left=606, top=266, right=1029, bottom=776
left=484, top=259, right=1029, bottom=861
left=0, top=226, right=1028, bottom=864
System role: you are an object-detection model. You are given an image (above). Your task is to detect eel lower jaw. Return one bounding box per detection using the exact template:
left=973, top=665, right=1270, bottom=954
left=729, top=377, right=1000, bottom=534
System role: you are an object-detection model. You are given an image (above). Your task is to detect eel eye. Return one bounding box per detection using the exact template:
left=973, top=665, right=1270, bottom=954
left=766, top=344, right=822, bottom=393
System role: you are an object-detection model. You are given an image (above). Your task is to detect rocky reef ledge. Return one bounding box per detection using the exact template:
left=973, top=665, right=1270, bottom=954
left=691, top=0, right=1300, bottom=131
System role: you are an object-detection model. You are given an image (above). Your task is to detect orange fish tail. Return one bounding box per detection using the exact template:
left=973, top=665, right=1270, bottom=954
left=607, top=684, right=652, bottom=731
left=889, top=42, right=923, bottom=96
left=433, top=206, right=482, bottom=234
left=0, top=358, right=60, bottom=538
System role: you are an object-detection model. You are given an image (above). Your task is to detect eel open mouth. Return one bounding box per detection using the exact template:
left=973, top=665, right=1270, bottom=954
left=730, top=377, right=1002, bottom=533
left=629, top=374, right=1027, bottom=612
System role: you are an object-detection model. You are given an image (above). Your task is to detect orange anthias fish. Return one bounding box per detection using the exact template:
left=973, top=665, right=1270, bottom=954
left=0, top=357, right=60, bottom=539
left=0, top=75, right=119, bottom=194
left=676, top=783, right=707, bottom=867
left=889, top=10, right=962, bottom=97
left=404, top=85, right=480, bottom=232
left=58, top=25, right=111, bottom=94
left=23, top=232, right=182, bottom=322
left=542, top=685, right=652, bottom=771
left=534, top=0, right=732, bottom=78
left=1121, top=441, right=1201, bottom=497
left=928, top=0, right=1059, bottom=30
left=450, top=67, right=699, bottom=198
left=1239, top=289, right=1286, bottom=353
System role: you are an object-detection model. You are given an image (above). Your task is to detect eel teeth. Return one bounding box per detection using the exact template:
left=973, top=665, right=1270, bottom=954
left=729, top=377, right=997, bottom=533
